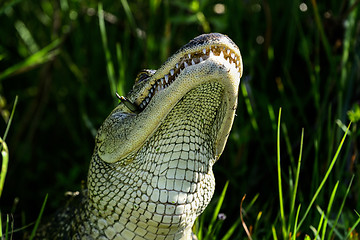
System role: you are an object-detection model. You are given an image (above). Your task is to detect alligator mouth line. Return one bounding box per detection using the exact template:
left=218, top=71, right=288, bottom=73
left=97, top=33, right=242, bottom=164
left=130, top=45, right=242, bottom=111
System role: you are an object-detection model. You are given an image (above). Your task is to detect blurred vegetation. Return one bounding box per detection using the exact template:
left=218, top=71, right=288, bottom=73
left=0, top=0, right=360, bottom=239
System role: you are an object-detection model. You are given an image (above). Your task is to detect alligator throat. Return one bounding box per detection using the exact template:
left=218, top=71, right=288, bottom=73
left=39, top=33, right=243, bottom=240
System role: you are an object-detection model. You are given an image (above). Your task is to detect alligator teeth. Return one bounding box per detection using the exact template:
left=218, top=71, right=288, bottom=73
left=219, top=51, right=224, bottom=58
left=138, top=45, right=241, bottom=111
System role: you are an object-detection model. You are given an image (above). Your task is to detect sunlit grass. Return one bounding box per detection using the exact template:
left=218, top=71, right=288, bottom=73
left=273, top=107, right=354, bottom=239
left=0, top=96, right=17, bottom=238
left=197, top=107, right=356, bottom=239
left=0, top=0, right=359, bottom=238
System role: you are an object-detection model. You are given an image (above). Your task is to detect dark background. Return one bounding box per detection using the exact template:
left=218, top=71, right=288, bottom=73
left=0, top=0, right=359, bottom=238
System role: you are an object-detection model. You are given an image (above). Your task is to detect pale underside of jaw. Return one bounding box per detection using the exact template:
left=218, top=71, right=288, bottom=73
left=137, top=46, right=242, bottom=110
left=98, top=43, right=242, bottom=164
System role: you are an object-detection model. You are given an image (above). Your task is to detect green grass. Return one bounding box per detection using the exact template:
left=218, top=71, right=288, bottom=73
left=1, top=0, right=360, bottom=239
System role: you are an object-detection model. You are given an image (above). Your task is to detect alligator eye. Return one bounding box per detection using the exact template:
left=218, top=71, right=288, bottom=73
left=135, top=69, right=156, bottom=84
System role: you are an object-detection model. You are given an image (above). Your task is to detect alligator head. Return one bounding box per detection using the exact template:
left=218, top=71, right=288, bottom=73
left=87, top=33, right=243, bottom=240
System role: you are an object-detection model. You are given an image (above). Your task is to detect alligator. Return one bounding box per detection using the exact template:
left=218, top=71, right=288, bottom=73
left=39, top=33, right=243, bottom=240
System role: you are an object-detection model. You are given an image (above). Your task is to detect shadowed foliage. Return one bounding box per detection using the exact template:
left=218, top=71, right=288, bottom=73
left=0, top=0, right=359, bottom=239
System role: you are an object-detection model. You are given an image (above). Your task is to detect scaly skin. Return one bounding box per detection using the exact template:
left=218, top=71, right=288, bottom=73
left=40, top=33, right=243, bottom=240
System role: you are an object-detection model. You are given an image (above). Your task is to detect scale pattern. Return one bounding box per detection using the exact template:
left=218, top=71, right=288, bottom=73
left=85, top=82, right=224, bottom=239
left=38, top=33, right=242, bottom=240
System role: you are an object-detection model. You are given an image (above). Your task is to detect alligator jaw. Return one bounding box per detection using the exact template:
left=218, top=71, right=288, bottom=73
left=97, top=33, right=243, bottom=164
left=135, top=36, right=243, bottom=110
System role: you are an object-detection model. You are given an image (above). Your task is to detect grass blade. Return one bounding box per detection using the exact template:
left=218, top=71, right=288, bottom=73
left=116, top=43, right=126, bottom=96
left=297, top=122, right=351, bottom=229
left=98, top=3, right=117, bottom=101
left=204, top=181, right=229, bottom=239
left=240, top=194, right=252, bottom=240
left=29, top=194, right=48, bottom=240
left=244, top=193, right=259, bottom=213
left=315, top=205, right=324, bottom=239
left=292, top=204, right=301, bottom=240
left=221, top=218, right=241, bottom=240
left=193, top=214, right=204, bottom=240
left=272, top=225, right=278, bottom=240
left=346, top=210, right=360, bottom=239
left=0, top=39, right=61, bottom=81
left=241, top=82, right=258, bottom=131
left=281, top=123, right=295, bottom=172
left=119, top=0, right=137, bottom=33
left=0, top=212, right=4, bottom=239
left=289, top=128, right=304, bottom=234
left=3, top=96, right=18, bottom=141
left=310, top=0, right=332, bottom=63
left=0, top=137, right=9, bottom=199
left=222, top=193, right=258, bottom=240
left=321, top=180, right=339, bottom=239
left=0, top=96, right=17, bottom=237
left=276, top=107, right=286, bottom=238
left=327, top=175, right=355, bottom=239
left=316, top=206, right=342, bottom=239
